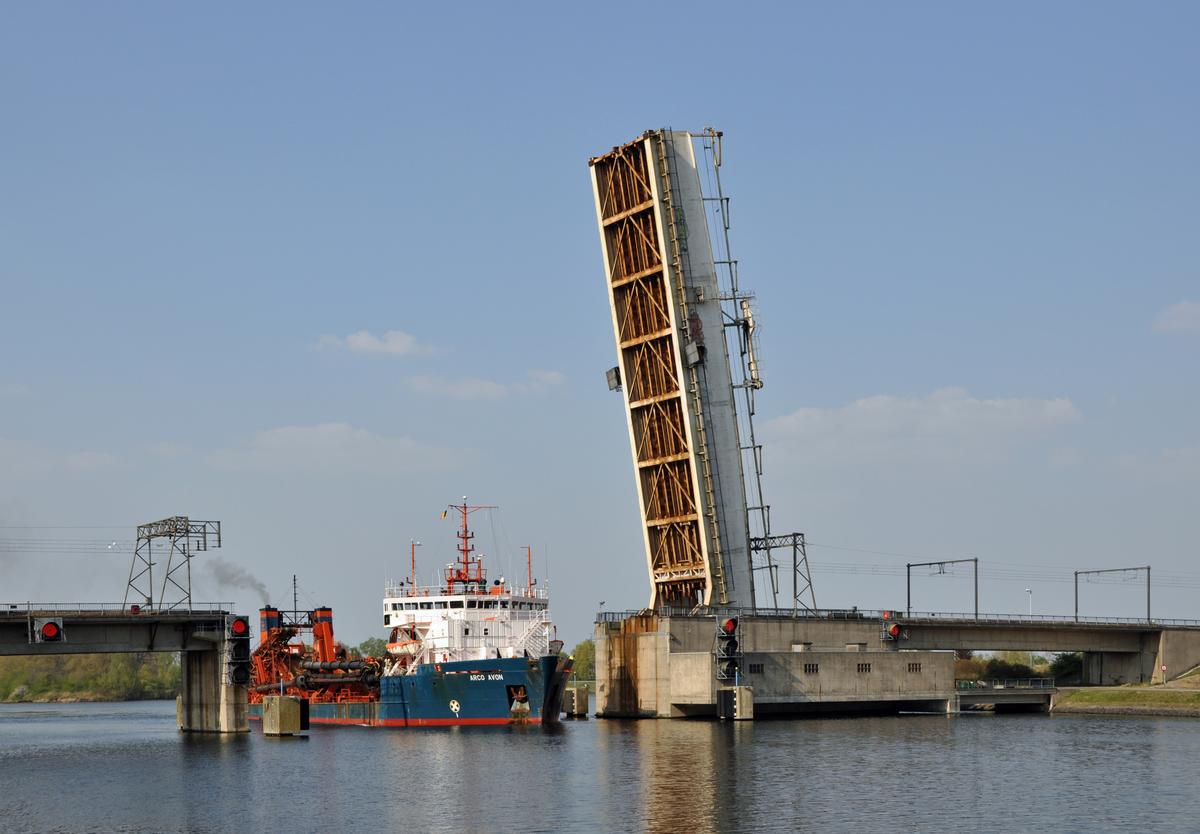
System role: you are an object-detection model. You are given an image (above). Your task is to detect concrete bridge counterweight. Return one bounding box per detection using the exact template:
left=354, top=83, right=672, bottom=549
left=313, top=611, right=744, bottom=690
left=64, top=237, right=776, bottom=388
left=0, top=604, right=249, bottom=733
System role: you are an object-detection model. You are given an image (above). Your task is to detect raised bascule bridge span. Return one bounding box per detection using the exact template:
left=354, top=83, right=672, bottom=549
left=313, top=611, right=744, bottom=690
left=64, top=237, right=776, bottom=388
left=586, top=127, right=1196, bottom=721
left=1, top=516, right=252, bottom=733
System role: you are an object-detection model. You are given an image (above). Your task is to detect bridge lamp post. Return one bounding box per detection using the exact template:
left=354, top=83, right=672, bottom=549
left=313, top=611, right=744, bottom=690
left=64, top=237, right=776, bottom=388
left=1025, top=588, right=1032, bottom=617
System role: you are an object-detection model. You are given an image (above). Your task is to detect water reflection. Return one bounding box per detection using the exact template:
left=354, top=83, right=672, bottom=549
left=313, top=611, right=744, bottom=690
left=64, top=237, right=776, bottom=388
left=4, top=702, right=1200, bottom=833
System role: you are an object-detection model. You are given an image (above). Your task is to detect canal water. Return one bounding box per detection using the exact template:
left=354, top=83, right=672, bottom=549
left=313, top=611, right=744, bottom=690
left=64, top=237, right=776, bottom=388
left=1, top=701, right=1197, bottom=833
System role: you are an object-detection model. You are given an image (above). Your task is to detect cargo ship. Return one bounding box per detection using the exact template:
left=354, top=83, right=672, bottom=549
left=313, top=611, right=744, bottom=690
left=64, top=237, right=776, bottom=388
left=247, top=499, right=572, bottom=727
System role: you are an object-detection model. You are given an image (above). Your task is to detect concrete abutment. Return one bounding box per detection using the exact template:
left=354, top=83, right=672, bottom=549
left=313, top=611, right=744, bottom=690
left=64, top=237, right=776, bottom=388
left=177, top=646, right=248, bottom=733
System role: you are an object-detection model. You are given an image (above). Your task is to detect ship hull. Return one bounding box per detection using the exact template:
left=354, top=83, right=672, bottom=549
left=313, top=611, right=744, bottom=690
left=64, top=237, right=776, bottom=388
left=250, top=654, right=572, bottom=728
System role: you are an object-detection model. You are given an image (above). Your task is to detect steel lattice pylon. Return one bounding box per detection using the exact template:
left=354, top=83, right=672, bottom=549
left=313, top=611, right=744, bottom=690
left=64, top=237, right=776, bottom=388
left=750, top=533, right=817, bottom=614
left=123, top=516, right=221, bottom=611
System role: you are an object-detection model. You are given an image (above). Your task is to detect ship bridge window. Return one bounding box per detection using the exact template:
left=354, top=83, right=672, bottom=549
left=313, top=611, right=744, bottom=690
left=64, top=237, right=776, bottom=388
left=419, top=602, right=432, bottom=610
left=500, top=601, right=509, bottom=609
left=449, top=601, right=463, bottom=609
left=483, top=601, right=496, bottom=609
left=404, top=603, right=416, bottom=610
left=435, top=602, right=447, bottom=609
left=466, top=600, right=478, bottom=609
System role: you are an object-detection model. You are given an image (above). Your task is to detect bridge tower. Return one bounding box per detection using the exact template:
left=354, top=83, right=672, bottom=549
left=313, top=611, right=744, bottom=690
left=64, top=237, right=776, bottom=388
left=591, top=129, right=771, bottom=609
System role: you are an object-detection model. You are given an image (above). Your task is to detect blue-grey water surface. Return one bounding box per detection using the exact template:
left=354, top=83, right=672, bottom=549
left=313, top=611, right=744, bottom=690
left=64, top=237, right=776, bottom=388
left=1, top=701, right=1198, bottom=833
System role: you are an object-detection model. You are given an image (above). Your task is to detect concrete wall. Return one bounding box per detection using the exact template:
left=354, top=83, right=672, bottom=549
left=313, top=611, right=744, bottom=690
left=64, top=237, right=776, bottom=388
left=1155, top=629, right=1200, bottom=683
left=595, top=615, right=666, bottom=718
left=743, top=650, right=954, bottom=706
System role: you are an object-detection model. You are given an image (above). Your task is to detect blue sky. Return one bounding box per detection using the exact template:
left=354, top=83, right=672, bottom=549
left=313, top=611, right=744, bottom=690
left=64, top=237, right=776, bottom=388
left=1, top=3, right=1197, bottom=646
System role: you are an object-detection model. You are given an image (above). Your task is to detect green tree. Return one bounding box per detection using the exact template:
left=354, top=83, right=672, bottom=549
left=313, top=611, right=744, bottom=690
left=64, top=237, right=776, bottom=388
left=569, top=639, right=595, bottom=681
left=357, top=637, right=387, bottom=658
left=1050, top=652, right=1082, bottom=680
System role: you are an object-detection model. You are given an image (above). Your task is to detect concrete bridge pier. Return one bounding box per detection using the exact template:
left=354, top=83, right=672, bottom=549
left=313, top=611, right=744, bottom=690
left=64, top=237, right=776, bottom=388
left=176, top=644, right=247, bottom=733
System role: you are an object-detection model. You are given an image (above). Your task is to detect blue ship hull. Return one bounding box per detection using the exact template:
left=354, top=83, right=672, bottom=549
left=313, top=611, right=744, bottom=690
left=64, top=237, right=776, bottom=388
left=251, top=654, right=572, bottom=727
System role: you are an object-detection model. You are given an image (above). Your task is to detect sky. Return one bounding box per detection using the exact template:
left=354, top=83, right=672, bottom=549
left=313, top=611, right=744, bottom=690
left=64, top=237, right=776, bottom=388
left=1, top=3, right=1197, bottom=648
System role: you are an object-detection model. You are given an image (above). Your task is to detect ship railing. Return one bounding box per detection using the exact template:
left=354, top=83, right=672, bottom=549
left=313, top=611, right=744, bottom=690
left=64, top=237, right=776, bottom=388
left=383, top=582, right=551, bottom=600
left=385, top=604, right=554, bottom=619
left=512, top=617, right=552, bottom=656
left=416, top=633, right=551, bottom=654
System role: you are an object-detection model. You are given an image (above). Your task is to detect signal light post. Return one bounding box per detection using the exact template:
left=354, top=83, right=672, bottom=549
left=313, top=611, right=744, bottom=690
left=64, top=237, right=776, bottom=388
left=226, top=616, right=251, bottom=686
left=715, top=617, right=741, bottom=683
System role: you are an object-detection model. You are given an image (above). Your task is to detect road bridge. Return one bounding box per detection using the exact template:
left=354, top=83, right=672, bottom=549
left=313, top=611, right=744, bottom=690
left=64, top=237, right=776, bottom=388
left=0, top=603, right=248, bottom=733
left=956, top=678, right=1056, bottom=711
left=884, top=611, right=1200, bottom=685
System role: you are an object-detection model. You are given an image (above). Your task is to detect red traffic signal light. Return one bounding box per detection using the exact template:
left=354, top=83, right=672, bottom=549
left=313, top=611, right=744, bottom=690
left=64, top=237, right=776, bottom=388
left=886, top=622, right=902, bottom=639
left=39, top=621, right=62, bottom=642
left=720, top=617, right=738, bottom=635
left=226, top=615, right=252, bottom=686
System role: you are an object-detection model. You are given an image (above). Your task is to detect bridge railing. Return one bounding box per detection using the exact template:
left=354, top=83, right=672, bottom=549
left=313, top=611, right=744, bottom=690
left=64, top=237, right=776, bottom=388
left=901, top=611, right=1200, bottom=627
left=594, top=608, right=1200, bottom=628
left=956, top=678, right=1056, bottom=690
left=2, top=602, right=234, bottom=615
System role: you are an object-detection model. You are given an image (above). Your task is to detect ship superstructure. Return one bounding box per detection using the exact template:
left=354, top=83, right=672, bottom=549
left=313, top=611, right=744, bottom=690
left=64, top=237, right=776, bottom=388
left=381, top=500, right=552, bottom=672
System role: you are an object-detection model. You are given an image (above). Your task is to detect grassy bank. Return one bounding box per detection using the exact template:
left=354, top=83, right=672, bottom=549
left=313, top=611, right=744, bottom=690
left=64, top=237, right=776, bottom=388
left=1054, top=687, right=1200, bottom=716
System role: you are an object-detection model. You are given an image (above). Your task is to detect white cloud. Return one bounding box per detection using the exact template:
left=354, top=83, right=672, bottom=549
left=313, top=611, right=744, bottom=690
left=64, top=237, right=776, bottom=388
left=766, top=387, right=1081, bottom=465
left=208, top=422, right=463, bottom=473
left=1152, top=301, right=1200, bottom=333
left=405, top=369, right=566, bottom=400
left=316, top=329, right=432, bottom=355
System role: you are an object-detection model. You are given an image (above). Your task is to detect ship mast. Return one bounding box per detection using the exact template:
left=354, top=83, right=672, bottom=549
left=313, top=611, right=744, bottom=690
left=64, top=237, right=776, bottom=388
left=444, top=497, right=496, bottom=593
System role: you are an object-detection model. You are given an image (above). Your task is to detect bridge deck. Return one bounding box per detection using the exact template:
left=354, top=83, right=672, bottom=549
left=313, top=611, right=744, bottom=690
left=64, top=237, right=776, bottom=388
left=0, top=603, right=233, bottom=655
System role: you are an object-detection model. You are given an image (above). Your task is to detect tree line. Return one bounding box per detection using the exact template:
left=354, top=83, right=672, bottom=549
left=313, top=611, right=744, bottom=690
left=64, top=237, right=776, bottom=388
left=0, top=653, right=181, bottom=702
